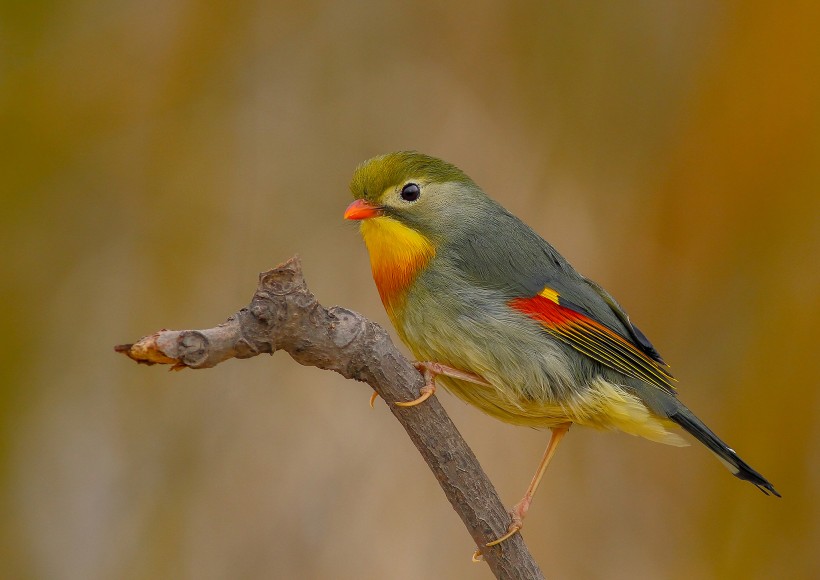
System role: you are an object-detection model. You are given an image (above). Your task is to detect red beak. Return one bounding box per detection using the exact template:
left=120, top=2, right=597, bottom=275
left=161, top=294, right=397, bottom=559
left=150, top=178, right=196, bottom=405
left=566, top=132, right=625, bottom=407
left=344, top=199, right=382, bottom=220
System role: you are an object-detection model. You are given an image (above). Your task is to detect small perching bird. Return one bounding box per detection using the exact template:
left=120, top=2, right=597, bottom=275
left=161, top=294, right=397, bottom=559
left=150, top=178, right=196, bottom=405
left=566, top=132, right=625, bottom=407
left=344, top=151, right=779, bottom=548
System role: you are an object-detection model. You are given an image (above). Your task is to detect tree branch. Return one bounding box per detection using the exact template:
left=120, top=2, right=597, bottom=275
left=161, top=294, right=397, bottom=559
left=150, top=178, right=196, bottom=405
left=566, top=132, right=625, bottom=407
left=115, top=256, right=545, bottom=580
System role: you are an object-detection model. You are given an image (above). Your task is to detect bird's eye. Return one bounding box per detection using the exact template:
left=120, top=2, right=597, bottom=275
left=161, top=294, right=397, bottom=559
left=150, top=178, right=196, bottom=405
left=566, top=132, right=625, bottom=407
left=400, top=183, right=420, bottom=202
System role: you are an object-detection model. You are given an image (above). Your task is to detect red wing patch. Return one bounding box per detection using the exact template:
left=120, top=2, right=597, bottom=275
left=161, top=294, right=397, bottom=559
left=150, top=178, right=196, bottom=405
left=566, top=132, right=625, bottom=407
left=510, top=289, right=676, bottom=394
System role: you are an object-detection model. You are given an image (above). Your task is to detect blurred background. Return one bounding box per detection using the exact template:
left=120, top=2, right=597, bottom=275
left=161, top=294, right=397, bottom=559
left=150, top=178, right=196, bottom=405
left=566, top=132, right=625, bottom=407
left=2, top=1, right=818, bottom=578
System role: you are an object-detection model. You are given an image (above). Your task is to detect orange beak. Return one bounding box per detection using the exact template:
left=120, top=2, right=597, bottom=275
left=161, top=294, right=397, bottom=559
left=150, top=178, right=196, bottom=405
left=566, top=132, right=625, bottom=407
left=344, top=199, right=382, bottom=220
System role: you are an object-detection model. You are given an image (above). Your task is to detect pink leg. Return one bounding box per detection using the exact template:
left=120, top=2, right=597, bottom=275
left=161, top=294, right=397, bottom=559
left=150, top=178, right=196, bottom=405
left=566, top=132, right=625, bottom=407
left=485, top=423, right=571, bottom=547
left=370, top=361, right=491, bottom=408
left=395, top=361, right=490, bottom=407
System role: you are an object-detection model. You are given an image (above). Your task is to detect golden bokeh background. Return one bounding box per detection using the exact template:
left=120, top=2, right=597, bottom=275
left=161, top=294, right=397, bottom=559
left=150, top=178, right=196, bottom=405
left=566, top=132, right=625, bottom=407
left=2, top=2, right=818, bottom=578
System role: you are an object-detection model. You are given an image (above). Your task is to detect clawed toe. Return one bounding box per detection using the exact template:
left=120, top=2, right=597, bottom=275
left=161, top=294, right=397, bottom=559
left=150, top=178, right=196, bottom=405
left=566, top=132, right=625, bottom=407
left=485, top=516, right=523, bottom=547
left=373, top=361, right=490, bottom=410
left=395, top=383, right=436, bottom=407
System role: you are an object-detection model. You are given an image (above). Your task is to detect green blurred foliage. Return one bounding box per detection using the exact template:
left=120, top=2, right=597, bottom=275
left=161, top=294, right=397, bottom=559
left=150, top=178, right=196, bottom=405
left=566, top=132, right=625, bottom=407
left=1, top=1, right=818, bottom=579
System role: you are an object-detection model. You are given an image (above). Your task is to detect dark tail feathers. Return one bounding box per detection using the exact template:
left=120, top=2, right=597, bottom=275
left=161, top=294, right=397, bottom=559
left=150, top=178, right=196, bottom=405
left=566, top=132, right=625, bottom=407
left=669, top=407, right=780, bottom=497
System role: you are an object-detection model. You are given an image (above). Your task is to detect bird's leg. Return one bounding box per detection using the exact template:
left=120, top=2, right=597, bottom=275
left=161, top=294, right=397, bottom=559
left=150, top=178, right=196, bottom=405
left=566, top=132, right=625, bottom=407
left=483, top=423, right=571, bottom=548
left=369, top=361, right=491, bottom=408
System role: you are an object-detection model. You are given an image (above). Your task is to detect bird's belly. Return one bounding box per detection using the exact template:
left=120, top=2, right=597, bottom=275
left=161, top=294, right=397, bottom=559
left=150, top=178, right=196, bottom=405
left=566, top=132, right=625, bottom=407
left=397, top=292, right=583, bottom=427
left=434, top=375, right=574, bottom=428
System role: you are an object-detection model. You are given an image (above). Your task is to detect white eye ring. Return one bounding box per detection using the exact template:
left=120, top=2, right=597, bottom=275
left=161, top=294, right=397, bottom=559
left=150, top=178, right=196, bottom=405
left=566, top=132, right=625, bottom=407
left=400, top=183, right=420, bottom=202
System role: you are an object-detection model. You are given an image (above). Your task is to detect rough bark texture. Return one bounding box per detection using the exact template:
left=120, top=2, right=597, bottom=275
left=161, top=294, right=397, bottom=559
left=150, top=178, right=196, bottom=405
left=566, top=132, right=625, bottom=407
left=116, top=256, right=545, bottom=580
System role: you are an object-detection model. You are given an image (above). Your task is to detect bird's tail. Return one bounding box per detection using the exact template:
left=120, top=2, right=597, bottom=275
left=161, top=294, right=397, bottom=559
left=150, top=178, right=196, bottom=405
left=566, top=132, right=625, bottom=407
left=669, top=405, right=780, bottom=497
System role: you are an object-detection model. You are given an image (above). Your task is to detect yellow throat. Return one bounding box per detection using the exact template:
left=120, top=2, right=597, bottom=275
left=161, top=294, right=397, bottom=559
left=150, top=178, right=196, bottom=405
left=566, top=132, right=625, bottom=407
left=359, top=216, right=435, bottom=317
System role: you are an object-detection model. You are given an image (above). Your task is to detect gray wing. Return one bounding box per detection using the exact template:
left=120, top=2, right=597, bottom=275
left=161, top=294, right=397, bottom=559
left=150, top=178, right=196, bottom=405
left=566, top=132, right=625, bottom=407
left=449, top=203, right=667, bottom=366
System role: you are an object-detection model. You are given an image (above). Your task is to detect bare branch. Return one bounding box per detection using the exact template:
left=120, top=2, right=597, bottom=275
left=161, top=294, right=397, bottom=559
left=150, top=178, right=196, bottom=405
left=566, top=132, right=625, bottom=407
left=116, top=256, right=545, bottom=580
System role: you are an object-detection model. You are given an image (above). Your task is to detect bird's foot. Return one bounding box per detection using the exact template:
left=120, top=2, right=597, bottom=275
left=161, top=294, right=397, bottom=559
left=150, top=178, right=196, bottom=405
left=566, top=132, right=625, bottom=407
left=472, top=498, right=528, bottom=560
left=471, top=516, right=523, bottom=562
left=396, top=376, right=436, bottom=407
left=472, top=424, right=569, bottom=561
left=367, top=365, right=435, bottom=408
left=485, top=515, right=523, bottom=547
left=414, top=361, right=492, bottom=386
left=369, top=361, right=489, bottom=408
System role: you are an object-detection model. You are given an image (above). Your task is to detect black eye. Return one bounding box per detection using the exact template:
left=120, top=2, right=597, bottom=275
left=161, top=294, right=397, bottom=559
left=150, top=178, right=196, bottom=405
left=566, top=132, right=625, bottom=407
left=400, top=183, right=420, bottom=202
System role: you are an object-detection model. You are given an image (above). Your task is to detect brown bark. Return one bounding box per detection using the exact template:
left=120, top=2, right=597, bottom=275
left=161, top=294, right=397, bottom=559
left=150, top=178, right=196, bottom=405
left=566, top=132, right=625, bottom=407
left=115, top=256, right=545, bottom=580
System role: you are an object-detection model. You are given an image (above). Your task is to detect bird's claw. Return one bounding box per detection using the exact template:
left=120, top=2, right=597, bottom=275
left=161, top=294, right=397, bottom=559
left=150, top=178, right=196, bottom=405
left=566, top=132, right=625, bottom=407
left=471, top=512, right=523, bottom=561
left=485, top=519, right=522, bottom=547
left=395, top=383, right=436, bottom=407
left=394, top=361, right=439, bottom=407
left=371, top=361, right=487, bottom=409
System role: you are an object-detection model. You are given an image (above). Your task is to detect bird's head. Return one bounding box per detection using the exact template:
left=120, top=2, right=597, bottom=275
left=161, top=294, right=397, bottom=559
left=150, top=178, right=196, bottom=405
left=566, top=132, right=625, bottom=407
left=344, top=151, right=480, bottom=242
left=344, top=152, right=483, bottom=312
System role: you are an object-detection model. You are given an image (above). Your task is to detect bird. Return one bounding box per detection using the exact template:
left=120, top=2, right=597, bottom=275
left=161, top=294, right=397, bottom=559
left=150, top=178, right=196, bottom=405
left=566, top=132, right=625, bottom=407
left=343, top=151, right=780, bottom=548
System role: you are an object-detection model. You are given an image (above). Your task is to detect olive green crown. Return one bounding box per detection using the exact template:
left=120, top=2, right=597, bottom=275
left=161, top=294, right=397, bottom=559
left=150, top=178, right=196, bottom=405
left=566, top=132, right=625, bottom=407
left=350, top=151, right=474, bottom=202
